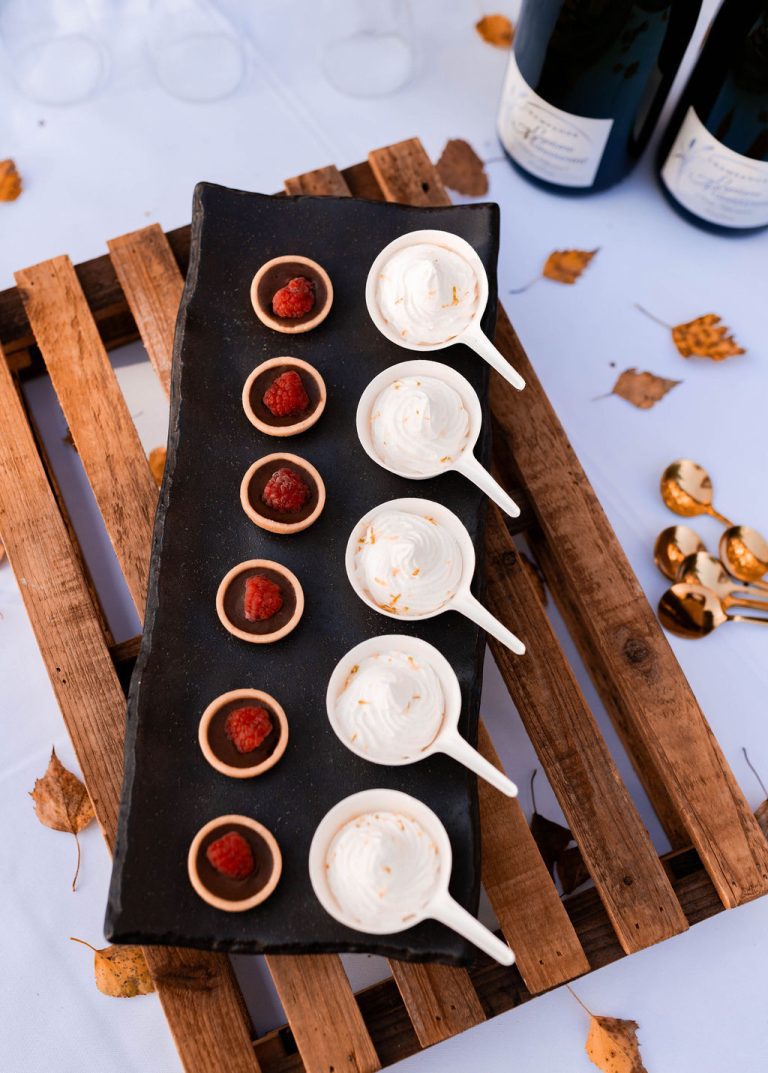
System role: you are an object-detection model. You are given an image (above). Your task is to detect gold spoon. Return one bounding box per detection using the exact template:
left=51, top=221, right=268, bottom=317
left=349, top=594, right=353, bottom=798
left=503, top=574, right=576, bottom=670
left=653, top=525, right=707, bottom=581
left=678, top=552, right=768, bottom=601
left=719, top=525, right=768, bottom=593
left=658, top=583, right=768, bottom=638
left=660, top=460, right=734, bottom=527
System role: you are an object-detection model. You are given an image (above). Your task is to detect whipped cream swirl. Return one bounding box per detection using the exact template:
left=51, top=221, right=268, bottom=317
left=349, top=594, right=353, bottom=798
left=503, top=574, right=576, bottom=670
left=354, top=508, right=462, bottom=616
left=326, top=811, right=441, bottom=930
left=376, top=243, right=479, bottom=345
left=335, top=650, right=445, bottom=762
left=370, top=375, right=471, bottom=476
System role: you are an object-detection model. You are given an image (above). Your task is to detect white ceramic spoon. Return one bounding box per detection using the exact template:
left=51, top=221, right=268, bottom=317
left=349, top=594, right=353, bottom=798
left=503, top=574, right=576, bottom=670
left=357, top=359, right=520, bottom=518
left=345, top=497, right=526, bottom=655
left=365, top=228, right=525, bottom=391
left=326, top=634, right=517, bottom=796
left=309, top=788, right=515, bottom=966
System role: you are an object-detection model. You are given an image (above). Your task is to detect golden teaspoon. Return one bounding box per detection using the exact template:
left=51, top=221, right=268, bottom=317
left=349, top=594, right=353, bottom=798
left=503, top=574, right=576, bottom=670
left=653, top=525, right=707, bottom=582
left=678, top=552, right=768, bottom=601
left=659, top=584, right=768, bottom=639
left=660, top=460, right=734, bottom=527
left=719, top=526, right=768, bottom=593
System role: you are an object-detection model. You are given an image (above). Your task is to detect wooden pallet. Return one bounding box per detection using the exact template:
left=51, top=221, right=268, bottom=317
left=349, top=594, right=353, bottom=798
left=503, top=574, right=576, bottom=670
left=1, top=138, right=766, bottom=1073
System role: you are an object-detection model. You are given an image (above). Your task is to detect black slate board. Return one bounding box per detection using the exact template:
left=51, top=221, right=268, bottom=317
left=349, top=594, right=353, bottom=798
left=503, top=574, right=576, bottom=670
left=106, top=184, right=500, bottom=965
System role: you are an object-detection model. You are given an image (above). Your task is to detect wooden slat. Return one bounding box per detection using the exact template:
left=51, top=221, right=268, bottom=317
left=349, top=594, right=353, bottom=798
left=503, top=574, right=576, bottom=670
left=485, top=509, right=689, bottom=952
left=285, top=166, right=353, bottom=197
left=476, top=723, right=590, bottom=990
left=108, top=224, right=184, bottom=396
left=388, top=962, right=485, bottom=1047
left=368, top=138, right=450, bottom=207
left=0, top=345, right=259, bottom=1073
left=15, top=256, right=156, bottom=615
left=490, top=308, right=768, bottom=907
left=266, top=955, right=380, bottom=1073
left=283, top=160, right=486, bottom=1046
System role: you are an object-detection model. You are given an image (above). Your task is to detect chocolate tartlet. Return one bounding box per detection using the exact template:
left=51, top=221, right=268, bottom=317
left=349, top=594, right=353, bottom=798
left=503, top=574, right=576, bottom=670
left=216, top=559, right=304, bottom=643
left=199, top=689, right=289, bottom=778
left=187, top=815, right=282, bottom=912
left=240, top=452, right=326, bottom=535
left=242, top=357, right=327, bottom=437
left=250, top=255, right=333, bottom=334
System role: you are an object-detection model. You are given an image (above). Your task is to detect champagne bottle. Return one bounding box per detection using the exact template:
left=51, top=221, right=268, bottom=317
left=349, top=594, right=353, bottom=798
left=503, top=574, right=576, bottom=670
left=497, top=0, right=702, bottom=193
left=658, top=0, right=768, bottom=232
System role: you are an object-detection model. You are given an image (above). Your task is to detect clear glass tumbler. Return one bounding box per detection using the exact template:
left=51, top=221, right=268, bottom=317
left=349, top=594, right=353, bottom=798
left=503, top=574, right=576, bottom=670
left=321, top=0, right=415, bottom=98
left=146, top=0, right=246, bottom=102
left=0, top=0, right=110, bottom=105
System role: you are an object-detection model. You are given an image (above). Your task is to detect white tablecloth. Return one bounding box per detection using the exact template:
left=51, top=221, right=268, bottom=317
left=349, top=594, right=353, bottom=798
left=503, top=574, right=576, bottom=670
left=2, top=2, right=768, bottom=1071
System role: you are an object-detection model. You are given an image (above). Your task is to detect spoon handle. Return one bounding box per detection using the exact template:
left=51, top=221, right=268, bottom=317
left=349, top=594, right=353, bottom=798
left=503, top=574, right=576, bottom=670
left=430, top=892, right=515, bottom=966
left=730, top=613, right=768, bottom=626
left=439, top=732, right=518, bottom=797
left=706, top=505, right=735, bottom=527
left=463, top=325, right=525, bottom=391
left=452, top=590, right=526, bottom=655
left=726, top=594, right=768, bottom=612
left=454, top=454, right=521, bottom=518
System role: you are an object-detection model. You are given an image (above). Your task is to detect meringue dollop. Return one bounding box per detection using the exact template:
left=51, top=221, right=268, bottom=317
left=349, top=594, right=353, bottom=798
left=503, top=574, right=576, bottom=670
left=370, top=375, right=471, bottom=476
left=376, top=243, right=479, bottom=345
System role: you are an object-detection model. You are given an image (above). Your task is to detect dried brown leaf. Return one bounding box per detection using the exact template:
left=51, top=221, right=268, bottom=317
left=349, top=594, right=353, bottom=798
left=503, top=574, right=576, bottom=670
left=756, top=799, right=768, bottom=839
left=0, top=159, right=22, bottom=202
left=148, top=446, right=166, bottom=487
left=609, top=368, right=681, bottom=410
left=530, top=812, right=572, bottom=878
left=436, top=139, right=489, bottom=197
left=30, top=749, right=95, bottom=889
left=71, top=938, right=155, bottom=998
left=556, top=844, right=590, bottom=894
left=586, top=1016, right=647, bottom=1073
left=543, top=248, right=598, bottom=285
left=475, top=14, right=515, bottom=48
left=671, top=313, right=745, bottom=361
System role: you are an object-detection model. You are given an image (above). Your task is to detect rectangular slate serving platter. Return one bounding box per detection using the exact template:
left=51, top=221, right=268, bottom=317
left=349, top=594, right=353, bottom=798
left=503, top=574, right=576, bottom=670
left=106, top=184, right=500, bottom=964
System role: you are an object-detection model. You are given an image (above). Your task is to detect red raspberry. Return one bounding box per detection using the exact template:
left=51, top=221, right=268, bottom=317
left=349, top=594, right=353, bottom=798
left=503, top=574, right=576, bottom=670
left=272, top=276, right=315, bottom=319
left=225, top=705, right=273, bottom=753
left=263, top=370, right=310, bottom=417
left=262, top=467, right=310, bottom=513
left=243, top=574, right=283, bottom=621
left=205, top=831, right=254, bottom=879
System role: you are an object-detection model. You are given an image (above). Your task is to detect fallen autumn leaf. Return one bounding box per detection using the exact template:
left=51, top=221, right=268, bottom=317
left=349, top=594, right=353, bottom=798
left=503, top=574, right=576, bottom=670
left=475, top=14, right=515, bottom=48
left=71, top=938, right=155, bottom=998
left=0, top=159, right=22, bottom=202
left=635, top=304, right=745, bottom=361
left=511, top=249, right=599, bottom=293
left=436, top=139, right=489, bottom=197
left=605, top=368, right=681, bottom=410
left=148, top=446, right=166, bottom=488
left=30, top=749, right=95, bottom=890
left=586, top=1016, right=647, bottom=1073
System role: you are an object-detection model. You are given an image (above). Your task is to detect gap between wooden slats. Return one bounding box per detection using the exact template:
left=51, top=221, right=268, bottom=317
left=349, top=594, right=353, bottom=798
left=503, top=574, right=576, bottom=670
left=0, top=343, right=260, bottom=1073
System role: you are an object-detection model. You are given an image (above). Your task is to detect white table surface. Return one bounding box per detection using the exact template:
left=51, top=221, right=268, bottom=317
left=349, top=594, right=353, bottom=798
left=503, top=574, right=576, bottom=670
left=2, top=2, right=768, bottom=1071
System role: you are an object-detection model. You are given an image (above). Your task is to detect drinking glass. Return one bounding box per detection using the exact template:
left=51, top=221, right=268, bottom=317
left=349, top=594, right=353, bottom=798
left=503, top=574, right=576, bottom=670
left=0, top=0, right=110, bottom=105
left=321, top=0, right=414, bottom=97
left=146, top=0, right=246, bottom=102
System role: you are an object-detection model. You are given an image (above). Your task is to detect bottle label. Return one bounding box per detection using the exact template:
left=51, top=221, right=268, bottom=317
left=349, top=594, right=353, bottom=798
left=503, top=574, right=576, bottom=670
left=497, top=53, right=613, bottom=188
left=661, top=107, right=768, bottom=228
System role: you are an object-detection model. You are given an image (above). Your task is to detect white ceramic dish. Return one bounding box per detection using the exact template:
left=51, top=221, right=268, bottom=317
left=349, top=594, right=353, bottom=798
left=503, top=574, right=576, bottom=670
left=308, top=788, right=515, bottom=965
left=326, top=634, right=517, bottom=795
left=356, top=358, right=520, bottom=517
left=365, top=229, right=525, bottom=391
left=345, top=497, right=525, bottom=655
